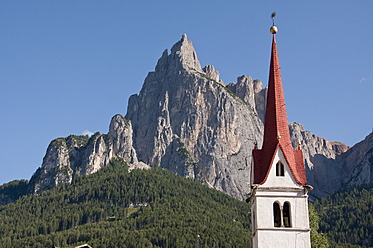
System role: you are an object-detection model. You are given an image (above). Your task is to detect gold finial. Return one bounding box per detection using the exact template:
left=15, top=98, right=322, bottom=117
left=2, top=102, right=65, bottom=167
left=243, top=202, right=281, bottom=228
left=270, top=12, right=278, bottom=34
left=297, top=140, right=301, bottom=150
left=254, top=141, right=257, bottom=149
left=277, top=132, right=281, bottom=140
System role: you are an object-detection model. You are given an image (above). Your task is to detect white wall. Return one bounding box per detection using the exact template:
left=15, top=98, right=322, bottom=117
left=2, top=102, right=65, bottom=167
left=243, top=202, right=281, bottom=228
left=251, top=147, right=311, bottom=248
left=256, top=230, right=311, bottom=248
left=261, top=147, right=299, bottom=188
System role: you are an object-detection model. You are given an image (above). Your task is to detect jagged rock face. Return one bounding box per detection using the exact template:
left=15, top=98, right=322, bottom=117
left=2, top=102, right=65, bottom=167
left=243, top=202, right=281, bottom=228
left=340, top=132, right=373, bottom=188
left=203, top=65, right=220, bottom=82
left=227, top=75, right=267, bottom=122
left=30, top=138, right=75, bottom=193
left=126, top=34, right=264, bottom=199
left=29, top=115, right=138, bottom=194
left=289, top=122, right=350, bottom=199
left=290, top=123, right=373, bottom=199
left=109, top=114, right=138, bottom=164
left=78, top=133, right=114, bottom=175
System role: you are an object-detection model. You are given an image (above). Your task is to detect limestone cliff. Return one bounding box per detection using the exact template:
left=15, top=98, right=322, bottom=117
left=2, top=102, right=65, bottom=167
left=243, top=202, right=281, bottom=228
left=288, top=122, right=349, bottom=198
left=28, top=115, right=142, bottom=194
left=340, top=132, right=373, bottom=189
left=126, top=34, right=263, bottom=199
left=227, top=75, right=267, bottom=122
left=289, top=123, right=373, bottom=199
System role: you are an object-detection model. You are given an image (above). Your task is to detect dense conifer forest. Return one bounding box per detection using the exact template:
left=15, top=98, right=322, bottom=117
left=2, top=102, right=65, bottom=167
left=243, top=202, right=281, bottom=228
left=0, top=159, right=252, bottom=247
left=0, top=159, right=371, bottom=247
left=314, top=185, right=373, bottom=248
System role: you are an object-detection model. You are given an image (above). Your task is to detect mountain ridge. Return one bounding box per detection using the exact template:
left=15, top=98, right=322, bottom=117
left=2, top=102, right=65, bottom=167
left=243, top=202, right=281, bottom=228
left=1, top=34, right=372, bottom=202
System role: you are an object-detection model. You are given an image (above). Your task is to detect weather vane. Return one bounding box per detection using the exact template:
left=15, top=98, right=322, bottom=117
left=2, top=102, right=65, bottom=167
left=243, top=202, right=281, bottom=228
left=270, top=11, right=278, bottom=34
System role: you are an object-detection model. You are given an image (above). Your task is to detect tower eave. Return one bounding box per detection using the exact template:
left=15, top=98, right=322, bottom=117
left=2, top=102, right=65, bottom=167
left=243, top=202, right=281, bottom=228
left=252, top=144, right=307, bottom=186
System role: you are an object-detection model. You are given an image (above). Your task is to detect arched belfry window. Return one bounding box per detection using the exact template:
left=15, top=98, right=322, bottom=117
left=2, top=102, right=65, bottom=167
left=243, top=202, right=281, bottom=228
left=273, top=202, right=281, bottom=227
left=276, top=161, right=285, bottom=176
left=283, top=202, right=291, bottom=227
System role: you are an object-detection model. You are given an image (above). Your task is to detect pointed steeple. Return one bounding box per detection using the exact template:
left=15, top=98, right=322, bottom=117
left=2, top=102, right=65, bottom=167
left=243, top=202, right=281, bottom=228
left=249, top=17, right=312, bottom=248
left=252, top=30, right=307, bottom=186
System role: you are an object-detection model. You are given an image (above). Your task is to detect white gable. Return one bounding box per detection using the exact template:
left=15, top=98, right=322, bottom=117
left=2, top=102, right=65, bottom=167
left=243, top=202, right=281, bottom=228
left=261, top=147, right=300, bottom=188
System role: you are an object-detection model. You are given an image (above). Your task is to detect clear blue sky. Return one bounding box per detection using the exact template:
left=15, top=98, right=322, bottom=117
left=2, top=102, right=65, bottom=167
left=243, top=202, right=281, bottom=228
left=1, top=1, right=372, bottom=185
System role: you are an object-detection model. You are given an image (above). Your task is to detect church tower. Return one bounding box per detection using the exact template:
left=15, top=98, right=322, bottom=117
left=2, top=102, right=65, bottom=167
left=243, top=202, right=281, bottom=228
left=249, top=15, right=312, bottom=248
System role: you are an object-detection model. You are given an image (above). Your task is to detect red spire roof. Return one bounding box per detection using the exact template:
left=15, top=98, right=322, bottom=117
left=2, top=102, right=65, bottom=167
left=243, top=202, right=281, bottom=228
left=252, top=35, right=307, bottom=186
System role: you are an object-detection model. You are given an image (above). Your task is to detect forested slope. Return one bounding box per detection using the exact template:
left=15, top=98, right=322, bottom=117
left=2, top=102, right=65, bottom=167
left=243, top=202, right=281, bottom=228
left=2, top=157, right=368, bottom=247
left=313, top=185, right=373, bottom=248
left=0, top=159, right=252, bottom=247
left=0, top=179, right=28, bottom=205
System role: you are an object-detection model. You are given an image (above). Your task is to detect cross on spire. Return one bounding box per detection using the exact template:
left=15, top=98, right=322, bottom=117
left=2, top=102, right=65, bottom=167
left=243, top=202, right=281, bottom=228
left=270, top=12, right=278, bottom=34
left=271, top=12, right=276, bottom=26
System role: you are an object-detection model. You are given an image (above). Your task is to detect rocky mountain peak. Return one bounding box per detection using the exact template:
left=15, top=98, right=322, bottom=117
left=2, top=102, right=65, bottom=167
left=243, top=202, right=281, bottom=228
left=155, top=34, right=202, bottom=74
left=126, top=34, right=264, bottom=199
left=203, top=65, right=220, bottom=82
left=18, top=34, right=373, bottom=203
left=227, top=75, right=267, bottom=122
left=28, top=114, right=143, bottom=194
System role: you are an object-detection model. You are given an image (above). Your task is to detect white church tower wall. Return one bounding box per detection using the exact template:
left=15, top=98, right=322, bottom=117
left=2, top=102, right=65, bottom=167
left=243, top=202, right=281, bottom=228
left=251, top=148, right=311, bottom=248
